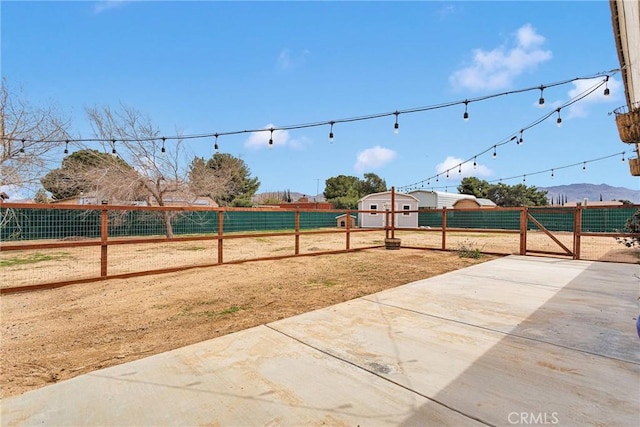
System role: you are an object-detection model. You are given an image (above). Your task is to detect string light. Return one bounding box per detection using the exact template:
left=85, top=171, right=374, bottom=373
left=458, top=164, right=462, bottom=174
left=538, top=85, right=545, bottom=107
left=551, top=169, right=554, bottom=178
left=329, top=122, right=334, bottom=143
left=622, top=151, right=625, bottom=162
left=111, top=139, right=117, bottom=155
left=463, top=100, right=469, bottom=121
left=19, top=139, right=25, bottom=156
left=394, top=111, right=399, bottom=134
left=582, top=161, right=586, bottom=172
left=399, top=75, right=615, bottom=190
left=604, top=76, right=610, bottom=96
left=5, top=70, right=616, bottom=148
left=518, top=129, right=524, bottom=145
left=523, top=174, right=526, bottom=182
left=473, top=157, right=477, bottom=169
left=268, top=128, right=274, bottom=148
left=161, top=137, right=166, bottom=154
left=492, top=145, right=497, bottom=159
left=214, top=134, right=219, bottom=153
left=446, top=170, right=450, bottom=179
left=64, top=140, right=69, bottom=154
left=556, top=109, right=562, bottom=127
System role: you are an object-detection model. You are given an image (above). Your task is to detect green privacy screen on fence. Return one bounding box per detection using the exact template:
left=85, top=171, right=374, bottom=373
left=0, top=206, right=637, bottom=242
left=0, top=207, right=352, bottom=241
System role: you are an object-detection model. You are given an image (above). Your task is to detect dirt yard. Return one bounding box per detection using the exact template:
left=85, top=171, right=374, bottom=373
left=1, top=247, right=497, bottom=398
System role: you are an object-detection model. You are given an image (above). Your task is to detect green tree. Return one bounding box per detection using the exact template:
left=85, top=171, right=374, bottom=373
left=359, top=173, right=387, bottom=195
left=458, top=177, right=491, bottom=198
left=324, top=173, right=387, bottom=209
left=189, top=152, right=260, bottom=207
left=458, top=177, right=548, bottom=207
left=41, top=149, right=135, bottom=201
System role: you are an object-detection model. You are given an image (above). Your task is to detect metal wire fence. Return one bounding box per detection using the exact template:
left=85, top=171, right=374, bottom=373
left=1, top=203, right=638, bottom=293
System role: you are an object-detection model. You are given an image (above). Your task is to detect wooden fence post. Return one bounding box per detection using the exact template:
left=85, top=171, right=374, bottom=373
left=519, top=207, right=527, bottom=255
left=441, top=207, right=447, bottom=250
left=346, top=209, right=351, bottom=250
left=217, top=209, right=224, bottom=264
left=573, top=206, right=582, bottom=260
left=391, top=186, right=396, bottom=239
left=295, top=210, right=300, bottom=255
left=100, top=204, right=108, bottom=278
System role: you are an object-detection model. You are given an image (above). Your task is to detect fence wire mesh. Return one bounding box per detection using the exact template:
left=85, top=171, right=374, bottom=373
left=1, top=204, right=638, bottom=292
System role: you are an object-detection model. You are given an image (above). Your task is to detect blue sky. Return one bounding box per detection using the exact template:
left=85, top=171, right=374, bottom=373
left=2, top=0, right=638, bottom=198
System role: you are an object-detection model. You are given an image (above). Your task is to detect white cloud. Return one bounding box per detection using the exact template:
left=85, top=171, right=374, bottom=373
left=93, top=0, right=129, bottom=14
left=354, top=146, right=397, bottom=173
left=435, top=156, right=492, bottom=178
left=244, top=124, right=308, bottom=150
left=449, top=24, right=552, bottom=91
left=277, top=48, right=310, bottom=71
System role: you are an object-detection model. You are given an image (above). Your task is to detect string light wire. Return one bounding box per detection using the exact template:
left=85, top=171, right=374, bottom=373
left=402, top=151, right=626, bottom=192
left=3, top=70, right=619, bottom=146
left=398, top=75, right=611, bottom=191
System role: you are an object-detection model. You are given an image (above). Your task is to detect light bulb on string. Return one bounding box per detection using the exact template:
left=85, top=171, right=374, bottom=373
left=268, top=128, right=274, bottom=148
left=621, top=152, right=625, bottom=162
left=556, top=109, right=562, bottom=127
left=523, top=175, right=526, bottom=183
left=463, top=100, right=469, bottom=121
left=111, top=139, right=117, bottom=155
left=458, top=164, right=462, bottom=174
left=214, top=134, right=219, bottom=153
left=551, top=169, right=554, bottom=178
left=518, top=129, right=524, bottom=145
left=19, top=139, right=25, bottom=156
left=446, top=170, right=449, bottom=179
left=604, top=76, right=610, bottom=96
left=394, top=111, right=399, bottom=134
left=538, top=85, right=545, bottom=107
left=492, top=145, right=497, bottom=159
left=161, top=137, right=166, bottom=154
left=582, top=162, right=586, bottom=172
left=64, top=140, right=69, bottom=155
left=473, top=157, right=477, bottom=169
left=436, top=175, right=439, bottom=183
left=329, top=122, right=334, bottom=143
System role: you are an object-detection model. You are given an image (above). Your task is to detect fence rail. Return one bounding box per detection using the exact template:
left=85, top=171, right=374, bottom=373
left=1, top=203, right=638, bottom=294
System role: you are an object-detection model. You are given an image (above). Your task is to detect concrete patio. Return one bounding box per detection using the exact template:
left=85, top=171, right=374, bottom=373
left=2, top=255, right=639, bottom=426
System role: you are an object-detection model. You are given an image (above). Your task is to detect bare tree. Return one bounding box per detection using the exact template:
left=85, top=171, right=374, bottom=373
left=84, top=104, right=195, bottom=238
left=0, top=78, right=71, bottom=194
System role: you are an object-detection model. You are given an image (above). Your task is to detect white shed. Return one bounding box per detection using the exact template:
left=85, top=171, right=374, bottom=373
left=357, top=191, right=419, bottom=228
left=408, top=190, right=475, bottom=209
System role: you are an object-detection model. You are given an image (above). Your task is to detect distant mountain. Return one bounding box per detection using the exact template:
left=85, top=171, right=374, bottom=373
left=539, top=183, right=640, bottom=204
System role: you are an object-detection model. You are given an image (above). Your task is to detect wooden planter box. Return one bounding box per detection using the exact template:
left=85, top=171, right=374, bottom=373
left=615, top=105, right=640, bottom=143
left=629, top=158, right=640, bottom=177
